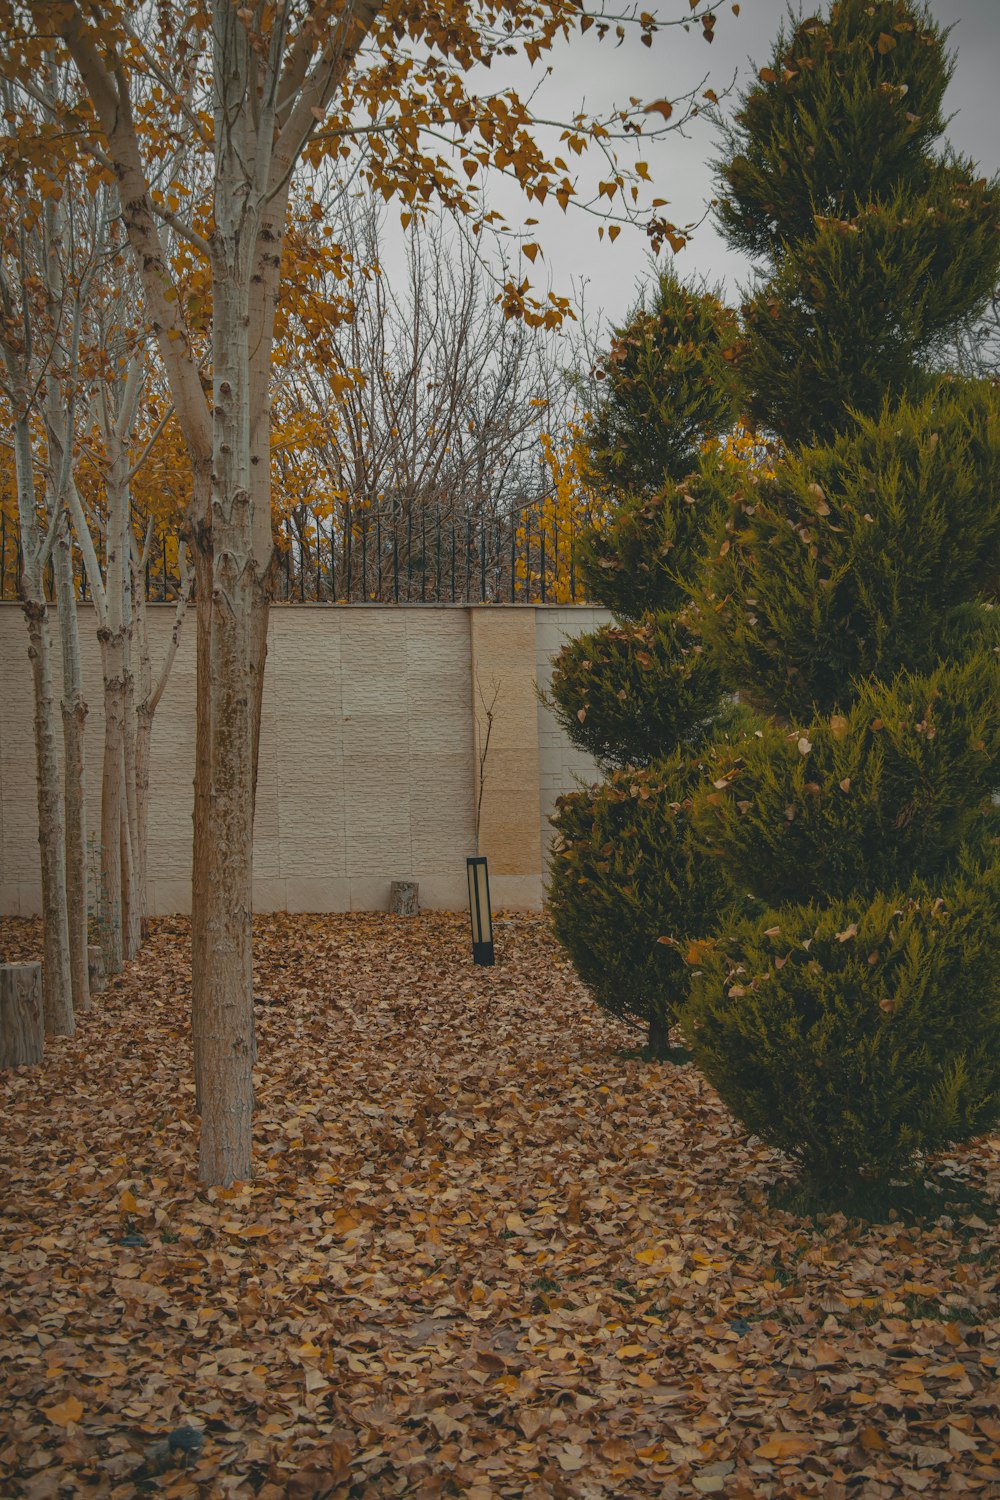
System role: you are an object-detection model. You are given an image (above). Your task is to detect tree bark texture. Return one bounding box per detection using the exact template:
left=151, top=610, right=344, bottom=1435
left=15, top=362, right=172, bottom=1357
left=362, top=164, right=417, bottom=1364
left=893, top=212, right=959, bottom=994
left=22, top=601, right=74, bottom=1039
left=0, top=964, right=44, bottom=1068
left=190, top=107, right=259, bottom=1180
left=7, top=397, right=73, bottom=1038
left=98, top=628, right=126, bottom=976
left=390, top=881, right=420, bottom=916
left=54, top=532, right=91, bottom=1015
left=88, top=944, right=107, bottom=995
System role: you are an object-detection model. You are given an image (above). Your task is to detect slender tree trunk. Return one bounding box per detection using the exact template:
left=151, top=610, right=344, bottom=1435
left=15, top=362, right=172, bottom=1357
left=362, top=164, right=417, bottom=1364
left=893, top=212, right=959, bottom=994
left=120, top=773, right=138, bottom=959
left=98, top=627, right=125, bottom=974
left=53, top=526, right=90, bottom=1014
left=23, top=598, right=75, bottom=1037
left=647, top=1008, right=670, bottom=1061
left=190, top=527, right=212, bottom=1118
left=135, top=701, right=152, bottom=929
left=120, top=535, right=140, bottom=957
left=9, top=405, right=74, bottom=1037
left=122, top=693, right=142, bottom=954
left=190, top=245, right=260, bottom=1183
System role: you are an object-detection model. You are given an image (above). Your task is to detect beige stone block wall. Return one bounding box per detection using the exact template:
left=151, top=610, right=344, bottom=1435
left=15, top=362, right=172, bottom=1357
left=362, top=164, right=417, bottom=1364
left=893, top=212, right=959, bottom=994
left=469, top=607, right=543, bottom=906
left=0, top=602, right=609, bottom=918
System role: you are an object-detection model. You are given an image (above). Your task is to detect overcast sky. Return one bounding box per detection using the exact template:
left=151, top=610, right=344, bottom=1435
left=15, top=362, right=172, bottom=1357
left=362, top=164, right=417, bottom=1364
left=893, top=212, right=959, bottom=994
left=479, top=0, right=1000, bottom=330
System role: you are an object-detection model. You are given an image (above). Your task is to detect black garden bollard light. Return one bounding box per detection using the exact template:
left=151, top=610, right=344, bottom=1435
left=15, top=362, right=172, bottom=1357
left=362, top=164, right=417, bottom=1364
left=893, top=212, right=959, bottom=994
left=466, top=856, right=495, bottom=966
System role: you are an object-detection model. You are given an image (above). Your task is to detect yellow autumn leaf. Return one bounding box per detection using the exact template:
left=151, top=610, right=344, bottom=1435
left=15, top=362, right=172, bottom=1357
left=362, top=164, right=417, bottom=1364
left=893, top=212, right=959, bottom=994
left=757, top=1434, right=813, bottom=1460
left=44, top=1395, right=84, bottom=1427
left=119, top=1189, right=139, bottom=1214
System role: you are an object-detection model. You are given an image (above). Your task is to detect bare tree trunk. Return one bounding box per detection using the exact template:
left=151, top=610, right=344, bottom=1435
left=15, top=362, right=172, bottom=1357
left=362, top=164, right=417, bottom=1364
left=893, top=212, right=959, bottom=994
left=190, top=529, right=212, bottom=1119
left=9, top=402, right=74, bottom=1037
left=120, top=776, right=138, bottom=959
left=96, top=406, right=140, bottom=970
left=23, top=596, right=75, bottom=1037
left=98, top=626, right=125, bottom=975
left=190, top=348, right=261, bottom=1183
left=0, top=964, right=44, bottom=1068
left=122, top=684, right=142, bottom=953
left=53, top=525, right=90, bottom=1014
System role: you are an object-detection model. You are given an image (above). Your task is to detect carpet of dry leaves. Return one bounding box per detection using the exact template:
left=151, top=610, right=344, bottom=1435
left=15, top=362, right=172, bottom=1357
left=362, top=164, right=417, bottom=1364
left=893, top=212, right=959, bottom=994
left=1, top=911, right=999, bottom=1500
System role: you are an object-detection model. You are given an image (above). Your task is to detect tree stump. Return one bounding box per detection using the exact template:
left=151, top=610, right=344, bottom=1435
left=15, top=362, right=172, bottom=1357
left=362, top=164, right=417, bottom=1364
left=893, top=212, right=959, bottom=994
left=0, top=963, right=44, bottom=1068
left=88, top=944, right=107, bottom=995
left=389, top=881, right=419, bottom=916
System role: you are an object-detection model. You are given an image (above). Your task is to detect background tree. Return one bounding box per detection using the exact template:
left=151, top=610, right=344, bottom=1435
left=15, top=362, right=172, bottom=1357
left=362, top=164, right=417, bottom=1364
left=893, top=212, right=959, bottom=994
left=0, top=114, right=86, bottom=1036
left=547, top=271, right=744, bottom=1058
left=687, top=0, right=1000, bottom=1202
left=280, top=197, right=571, bottom=520
left=952, top=283, right=1000, bottom=379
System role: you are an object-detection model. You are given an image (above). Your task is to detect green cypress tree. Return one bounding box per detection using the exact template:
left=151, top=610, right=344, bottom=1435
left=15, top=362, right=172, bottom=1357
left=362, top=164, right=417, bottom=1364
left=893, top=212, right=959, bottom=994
left=685, top=0, right=1000, bottom=1201
left=714, top=0, right=999, bottom=448
left=546, top=273, right=746, bottom=1058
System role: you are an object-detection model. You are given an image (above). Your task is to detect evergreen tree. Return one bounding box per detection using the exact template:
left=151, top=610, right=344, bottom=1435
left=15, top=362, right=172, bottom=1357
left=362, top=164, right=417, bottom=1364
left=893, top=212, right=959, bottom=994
left=686, top=0, right=1000, bottom=1200
left=715, top=0, right=999, bottom=448
left=547, top=273, right=745, bottom=1058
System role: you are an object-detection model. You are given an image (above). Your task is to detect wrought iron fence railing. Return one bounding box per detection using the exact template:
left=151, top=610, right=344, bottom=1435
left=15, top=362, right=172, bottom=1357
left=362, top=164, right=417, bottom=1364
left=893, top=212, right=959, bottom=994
left=0, top=495, right=603, bottom=606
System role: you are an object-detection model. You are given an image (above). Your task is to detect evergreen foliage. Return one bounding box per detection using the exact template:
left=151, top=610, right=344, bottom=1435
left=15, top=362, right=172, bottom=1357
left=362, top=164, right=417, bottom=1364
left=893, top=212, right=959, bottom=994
left=547, top=614, right=722, bottom=771
left=715, top=0, right=1000, bottom=446
left=575, top=484, right=702, bottom=621
left=547, top=282, right=744, bottom=1057
left=698, top=384, right=1000, bottom=720
left=550, top=753, right=740, bottom=1058
left=685, top=864, right=1000, bottom=1191
left=585, top=269, right=740, bottom=496
left=685, top=0, right=1000, bottom=1197
left=696, top=654, right=1000, bottom=909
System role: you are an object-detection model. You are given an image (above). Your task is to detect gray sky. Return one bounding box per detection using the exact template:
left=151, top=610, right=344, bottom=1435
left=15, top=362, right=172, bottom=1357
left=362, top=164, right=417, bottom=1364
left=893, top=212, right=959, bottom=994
left=482, top=0, right=1000, bottom=328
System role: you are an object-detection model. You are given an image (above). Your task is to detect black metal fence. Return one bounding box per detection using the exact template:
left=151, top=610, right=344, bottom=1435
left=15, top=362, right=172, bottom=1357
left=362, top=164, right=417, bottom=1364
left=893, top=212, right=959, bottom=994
left=0, top=495, right=604, bottom=606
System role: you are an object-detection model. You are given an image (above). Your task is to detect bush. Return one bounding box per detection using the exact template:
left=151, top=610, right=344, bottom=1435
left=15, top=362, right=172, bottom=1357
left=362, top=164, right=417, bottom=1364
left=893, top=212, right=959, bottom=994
left=575, top=470, right=732, bottom=621
left=682, top=862, right=1000, bottom=1191
left=547, top=613, right=722, bottom=771
left=715, top=0, right=1000, bottom=446
left=586, top=269, right=740, bottom=495
left=545, top=276, right=747, bottom=1057
left=549, top=752, right=743, bottom=1057
left=696, top=653, right=1000, bottom=907
left=697, top=386, right=1000, bottom=721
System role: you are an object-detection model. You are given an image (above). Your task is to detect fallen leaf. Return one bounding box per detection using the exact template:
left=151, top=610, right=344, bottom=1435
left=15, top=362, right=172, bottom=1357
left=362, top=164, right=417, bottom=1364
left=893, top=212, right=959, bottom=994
left=43, top=1396, right=83, bottom=1427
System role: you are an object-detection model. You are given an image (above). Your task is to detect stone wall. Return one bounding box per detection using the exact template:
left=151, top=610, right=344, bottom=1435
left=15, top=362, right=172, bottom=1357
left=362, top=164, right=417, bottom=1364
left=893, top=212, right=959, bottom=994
left=0, top=602, right=609, bottom=915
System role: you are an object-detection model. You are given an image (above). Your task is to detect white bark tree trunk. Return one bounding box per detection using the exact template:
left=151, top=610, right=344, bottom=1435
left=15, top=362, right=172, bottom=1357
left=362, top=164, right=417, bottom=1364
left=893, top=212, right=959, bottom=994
left=10, top=407, right=74, bottom=1037
left=52, top=522, right=91, bottom=1014
left=97, top=625, right=125, bottom=974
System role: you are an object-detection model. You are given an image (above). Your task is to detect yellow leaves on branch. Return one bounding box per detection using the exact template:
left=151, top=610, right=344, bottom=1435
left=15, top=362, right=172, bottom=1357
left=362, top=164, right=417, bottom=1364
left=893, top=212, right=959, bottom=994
left=511, top=420, right=600, bottom=602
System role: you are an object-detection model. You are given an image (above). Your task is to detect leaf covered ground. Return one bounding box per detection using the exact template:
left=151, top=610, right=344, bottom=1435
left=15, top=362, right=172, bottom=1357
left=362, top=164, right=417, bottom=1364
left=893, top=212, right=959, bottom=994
left=1, top=911, right=999, bottom=1500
